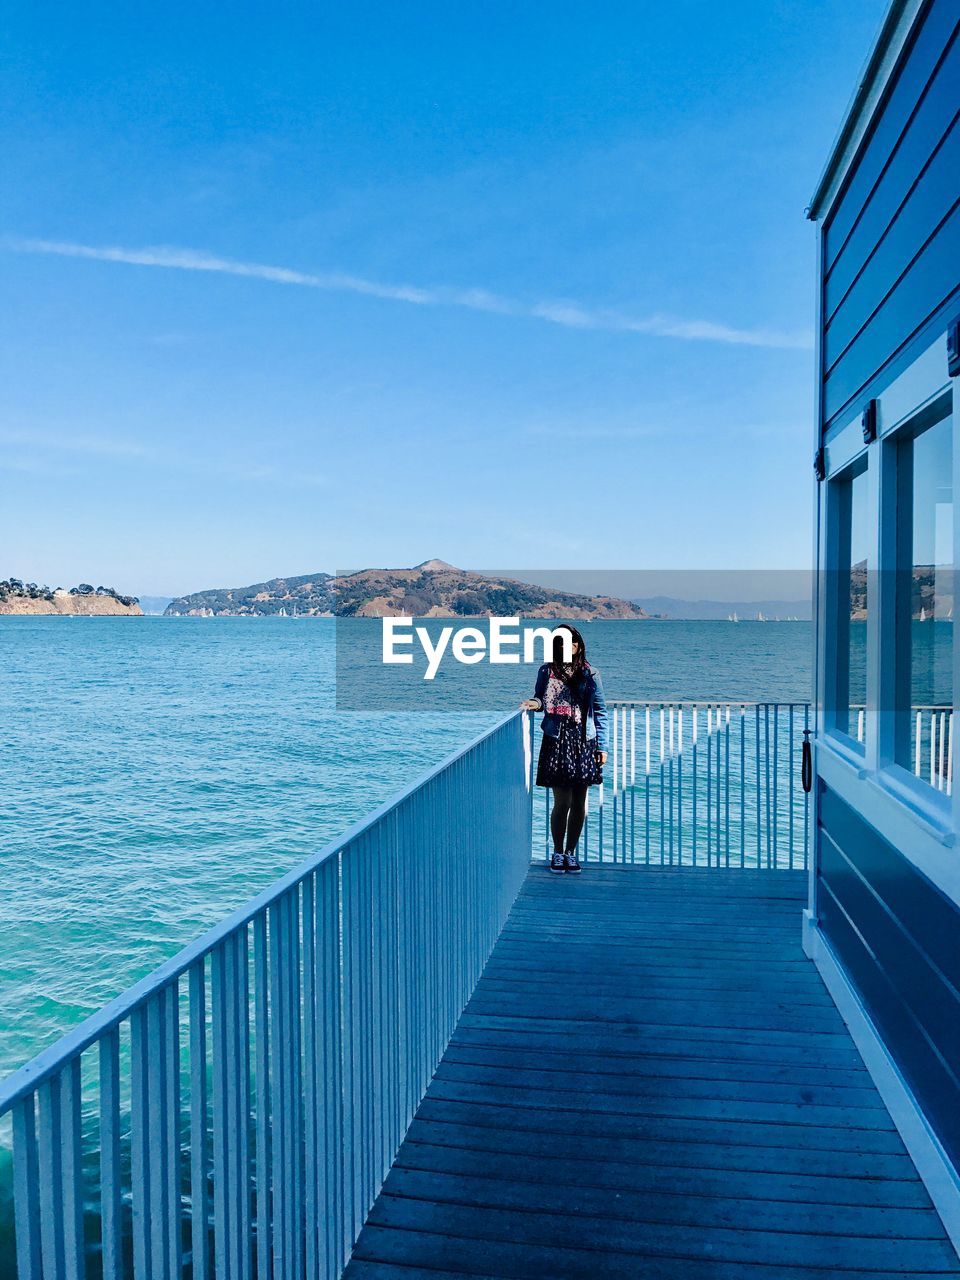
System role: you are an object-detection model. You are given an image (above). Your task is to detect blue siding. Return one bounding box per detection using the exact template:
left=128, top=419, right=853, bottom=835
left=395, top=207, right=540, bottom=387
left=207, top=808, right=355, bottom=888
left=824, top=36, right=960, bottom=312
left=824, top=126, right=960, bottom=360
left=820, top=0, right=960, bottom=428
left=818, top=784, right=960, bottom=1169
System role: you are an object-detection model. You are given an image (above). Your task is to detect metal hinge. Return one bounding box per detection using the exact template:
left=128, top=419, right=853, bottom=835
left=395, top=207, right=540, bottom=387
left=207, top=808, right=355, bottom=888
left=861, top=398, right=877, bottom=443
left=948, top=318, right=960, bottom=378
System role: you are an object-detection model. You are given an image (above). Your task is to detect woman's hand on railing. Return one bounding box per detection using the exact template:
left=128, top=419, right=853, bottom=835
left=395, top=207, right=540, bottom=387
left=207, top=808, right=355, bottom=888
left=519, top=699, right=540, bottom=711
left=596, top=751, right=608, bottom=765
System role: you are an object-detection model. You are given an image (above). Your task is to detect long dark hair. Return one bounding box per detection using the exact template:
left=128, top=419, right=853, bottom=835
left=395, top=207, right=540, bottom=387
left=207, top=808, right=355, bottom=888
left=550, top=624, right=588, bottom=684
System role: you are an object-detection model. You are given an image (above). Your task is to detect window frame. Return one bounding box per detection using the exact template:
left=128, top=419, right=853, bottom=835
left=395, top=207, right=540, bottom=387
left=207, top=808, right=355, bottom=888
left=815, top=335, right=958, bottom=901
left=824, top=455, right=871, bottom=755
left=875, top=391, right=955, bottom=819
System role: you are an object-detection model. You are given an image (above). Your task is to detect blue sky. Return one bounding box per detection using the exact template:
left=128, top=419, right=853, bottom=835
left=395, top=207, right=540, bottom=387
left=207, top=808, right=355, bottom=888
left=1, top=1, right=883, bottom=596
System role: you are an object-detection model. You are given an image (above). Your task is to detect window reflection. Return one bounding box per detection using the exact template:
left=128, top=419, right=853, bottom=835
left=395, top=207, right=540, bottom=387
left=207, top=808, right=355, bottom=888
left=833, top=462, right=869, bottom=744
left=895, top=413, right=953, bottom=792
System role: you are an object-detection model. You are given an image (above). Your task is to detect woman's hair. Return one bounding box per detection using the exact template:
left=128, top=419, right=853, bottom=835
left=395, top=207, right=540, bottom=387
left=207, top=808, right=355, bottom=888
left=550, top=624, right=588, bottom=682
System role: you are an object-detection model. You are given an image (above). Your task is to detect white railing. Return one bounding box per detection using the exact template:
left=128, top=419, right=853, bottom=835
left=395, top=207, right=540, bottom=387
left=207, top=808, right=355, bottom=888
left=0, top=712, right=533, bottom=1280
left=849, top=705, right=954, bottom=794
left=534, top=701, right=811, bottom=870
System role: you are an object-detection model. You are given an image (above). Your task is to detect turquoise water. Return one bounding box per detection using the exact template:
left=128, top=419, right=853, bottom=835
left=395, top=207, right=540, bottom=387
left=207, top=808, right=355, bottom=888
left=0, top=617, right=813, bottom=1082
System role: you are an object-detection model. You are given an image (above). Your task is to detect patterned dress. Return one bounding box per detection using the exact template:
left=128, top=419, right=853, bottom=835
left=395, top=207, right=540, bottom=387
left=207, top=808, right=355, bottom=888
left=535, top=669, right=604, bottom=788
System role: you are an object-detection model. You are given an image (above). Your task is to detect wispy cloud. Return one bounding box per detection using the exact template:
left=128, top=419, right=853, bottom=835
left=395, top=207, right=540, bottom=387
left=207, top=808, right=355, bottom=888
left=0, top=429, right=153, bottom=460
left=0, top=428, right=329, bottom=489
left=5, top=237, right=813, bottom=351
left=0, top=454, right=67, bottom=477
left=524, top=419, right=803, bottom=442
left=525, top=423, right=666, bottom=441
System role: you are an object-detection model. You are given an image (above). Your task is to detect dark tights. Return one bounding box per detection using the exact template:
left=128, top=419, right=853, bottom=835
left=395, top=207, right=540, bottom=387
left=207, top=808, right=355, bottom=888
left=551, top=785, right=588, bottom=853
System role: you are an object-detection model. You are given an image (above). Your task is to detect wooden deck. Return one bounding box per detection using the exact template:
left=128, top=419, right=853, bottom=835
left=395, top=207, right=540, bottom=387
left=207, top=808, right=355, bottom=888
left=344, top=866, right=960, bottom=1279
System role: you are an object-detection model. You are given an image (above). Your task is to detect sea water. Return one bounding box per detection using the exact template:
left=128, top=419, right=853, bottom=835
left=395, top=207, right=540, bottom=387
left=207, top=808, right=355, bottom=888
left=0, top=616, right=813, bottom=1081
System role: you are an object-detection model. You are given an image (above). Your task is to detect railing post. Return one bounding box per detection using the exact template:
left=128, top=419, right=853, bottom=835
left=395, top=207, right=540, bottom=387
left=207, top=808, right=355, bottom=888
left=189, top=962, right=211, bottom=1280
left=99, top=1027, right=123, bottom=1280
left=12, top=1095, right=42, bottom=1280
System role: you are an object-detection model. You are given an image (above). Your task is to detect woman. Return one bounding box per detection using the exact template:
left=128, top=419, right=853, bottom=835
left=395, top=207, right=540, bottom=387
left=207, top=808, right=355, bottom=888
left=520, top=625, right=608, bottom=874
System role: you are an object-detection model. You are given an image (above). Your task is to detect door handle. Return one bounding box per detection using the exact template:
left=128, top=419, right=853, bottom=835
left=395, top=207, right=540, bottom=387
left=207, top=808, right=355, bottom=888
left=801, top=729, right=813, bottom=794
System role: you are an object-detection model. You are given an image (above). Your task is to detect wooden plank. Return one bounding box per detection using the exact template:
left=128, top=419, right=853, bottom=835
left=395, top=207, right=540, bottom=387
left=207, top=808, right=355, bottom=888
left=382, top=1165, right=946, bottom=1241
left=366, top=1194, right=960, bottom=1272
left=425, top=1073, right=895, bottom=1131
left=410, top=1108, right=916, bottom=1180
left=519, top=867, right=807, bottom=889
left=487, top=949, right=822, bottom=976
left=459, top=1005, right=848, bottom=1040
left=473, top=973, right=834, bottom=1001
left=500, top=904, right=806, bottom=922
left=493, top=902, right=806, bottom=923
left=420, top=1088, right=902, bottom=1147
left=456, top=1012, right=862, bottom=1054
left=433, top=1057, right=888, bottom=1110
left=346, top=1263, right=504, bottom=1280
left=348, top=1224, right=959, bottom=1279
left=490, top=937, right=833, bottom=963
left=467, top=990, right=848, bottom=1032
left=472, top=952, right=832, bottom=980
left=495, top=899, right=810, bottom=918
left=503, top=922, right=815, bottom=936
left=490, top=941, right=820, bottom=961
left=449, top=1021, right=868, bottom=1069
left=440, top=1041, right=875, bottom=1091
left=478, top=957, right=830, bottom=986
left=397, top=1135, right=933, bottom=1210
left=489, top=942, right=823, bottom=965
left=343, top=866, right=959, bottom=1277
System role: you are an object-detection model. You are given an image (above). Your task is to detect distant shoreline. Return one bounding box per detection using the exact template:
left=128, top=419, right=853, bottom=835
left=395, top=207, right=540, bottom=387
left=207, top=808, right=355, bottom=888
left=0, top=596, right=142, bottom=617
left=163, top=561, right=651, bottom=620
left=0, top=613, right=817, bottom=624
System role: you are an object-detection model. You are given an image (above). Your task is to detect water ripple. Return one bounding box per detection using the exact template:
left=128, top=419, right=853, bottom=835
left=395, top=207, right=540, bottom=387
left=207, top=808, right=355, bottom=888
left=0, top=616, right=811, bottom=1078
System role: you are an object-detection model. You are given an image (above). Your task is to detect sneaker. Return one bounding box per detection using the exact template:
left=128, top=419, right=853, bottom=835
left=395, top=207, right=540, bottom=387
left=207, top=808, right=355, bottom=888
left=563, top=851, right=582, bottom=874
left=549, top=852, right=566, bottom=874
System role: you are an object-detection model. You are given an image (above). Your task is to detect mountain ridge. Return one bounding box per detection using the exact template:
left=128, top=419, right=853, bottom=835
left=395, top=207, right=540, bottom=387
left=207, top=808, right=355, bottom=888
left=164, top=564, right=649, bottom=619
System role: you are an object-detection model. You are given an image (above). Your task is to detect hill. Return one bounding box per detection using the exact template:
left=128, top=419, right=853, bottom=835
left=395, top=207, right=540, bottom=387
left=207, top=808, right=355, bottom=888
left=0, top=580, right=142, bottom=616
left=165, top=573, right=334, bottom=616
left=165, top=562, right=649, bottom=619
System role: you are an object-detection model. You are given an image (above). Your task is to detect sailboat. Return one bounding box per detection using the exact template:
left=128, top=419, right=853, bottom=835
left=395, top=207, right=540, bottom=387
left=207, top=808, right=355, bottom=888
left=728, top=611, right=739, bottom=623
left=919, top=605, right=927, bottom=621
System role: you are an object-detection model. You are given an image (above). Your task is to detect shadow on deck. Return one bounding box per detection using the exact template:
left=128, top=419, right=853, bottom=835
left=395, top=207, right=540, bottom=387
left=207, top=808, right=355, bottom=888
left=346, top=867, right=960, bottom=1279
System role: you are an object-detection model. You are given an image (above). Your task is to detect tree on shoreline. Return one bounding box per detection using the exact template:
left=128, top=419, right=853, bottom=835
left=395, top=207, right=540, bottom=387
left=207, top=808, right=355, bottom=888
left=1, top=579, right=138, bottom=607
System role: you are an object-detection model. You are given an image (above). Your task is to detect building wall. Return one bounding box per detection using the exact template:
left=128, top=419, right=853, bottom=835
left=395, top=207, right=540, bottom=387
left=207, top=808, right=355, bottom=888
left=820, top=0, right=960, bottom=432
left=818, top=783, right=960, bottom=1168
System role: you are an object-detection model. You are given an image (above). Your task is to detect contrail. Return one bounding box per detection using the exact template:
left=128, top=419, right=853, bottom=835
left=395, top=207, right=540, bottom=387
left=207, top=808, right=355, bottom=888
left=6, top=237, right=813, bottom=350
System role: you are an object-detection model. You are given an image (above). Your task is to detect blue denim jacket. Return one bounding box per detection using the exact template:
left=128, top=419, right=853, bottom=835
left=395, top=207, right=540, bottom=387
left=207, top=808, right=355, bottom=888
left=530, top=662, right=608, bottom=753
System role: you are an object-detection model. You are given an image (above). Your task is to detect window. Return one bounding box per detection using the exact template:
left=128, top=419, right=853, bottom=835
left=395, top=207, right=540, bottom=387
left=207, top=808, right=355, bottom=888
left=831, top=460, right=870, bottom=745
left=894, top=409, right=953, bottom=794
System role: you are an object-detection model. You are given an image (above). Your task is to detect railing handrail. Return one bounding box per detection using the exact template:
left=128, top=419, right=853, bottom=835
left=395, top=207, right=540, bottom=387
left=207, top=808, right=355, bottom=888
left=847, top=703, right=953, bottom=710
left=0, top=707, right=522, bottom=1115
left=607, top=699, right=811, bottom=706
